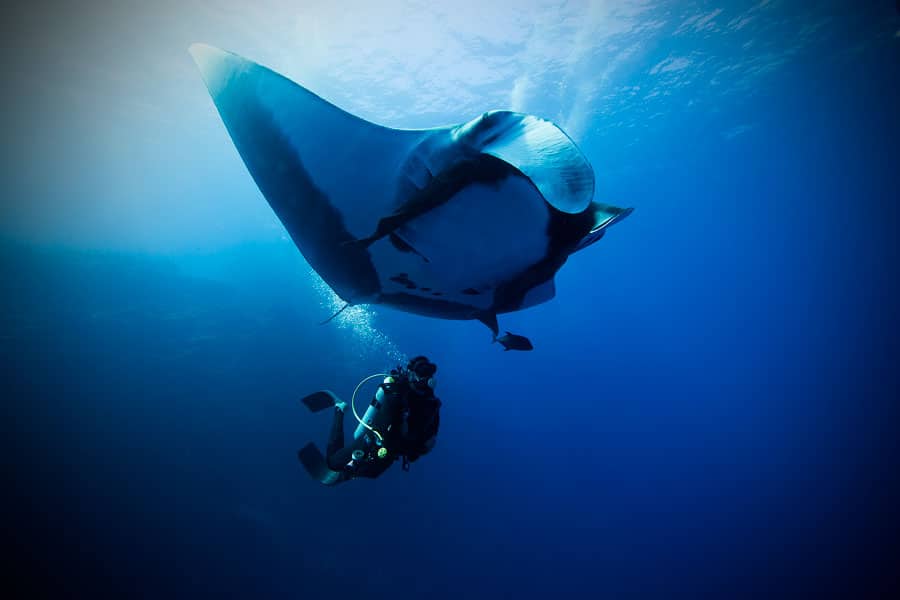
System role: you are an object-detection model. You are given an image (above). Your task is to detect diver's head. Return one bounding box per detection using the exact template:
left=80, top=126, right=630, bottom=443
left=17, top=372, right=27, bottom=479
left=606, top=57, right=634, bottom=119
left=407, top=356, right=437, bottom=393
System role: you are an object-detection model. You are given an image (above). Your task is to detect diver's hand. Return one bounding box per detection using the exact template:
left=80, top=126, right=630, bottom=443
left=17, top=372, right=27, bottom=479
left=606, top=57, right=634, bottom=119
left=335, top=401, right=347, bottom=412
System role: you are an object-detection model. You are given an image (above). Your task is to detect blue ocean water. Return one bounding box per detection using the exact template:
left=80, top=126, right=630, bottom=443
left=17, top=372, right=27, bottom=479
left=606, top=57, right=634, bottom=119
left=3, top=1, right=898, bottom=598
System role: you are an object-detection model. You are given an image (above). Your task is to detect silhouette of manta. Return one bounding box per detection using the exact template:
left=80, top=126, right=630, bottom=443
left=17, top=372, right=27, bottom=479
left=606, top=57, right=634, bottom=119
left=191, top=44, right=633, bottom=350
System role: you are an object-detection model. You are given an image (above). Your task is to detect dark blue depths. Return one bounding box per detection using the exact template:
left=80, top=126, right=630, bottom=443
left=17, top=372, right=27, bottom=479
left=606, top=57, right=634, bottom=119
left=3, top=6, right=899, bottom=600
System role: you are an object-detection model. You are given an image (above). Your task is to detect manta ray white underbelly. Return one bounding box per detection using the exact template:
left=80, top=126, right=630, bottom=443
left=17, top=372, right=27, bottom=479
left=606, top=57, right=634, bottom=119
left=190, top=43, right=633, bottom=350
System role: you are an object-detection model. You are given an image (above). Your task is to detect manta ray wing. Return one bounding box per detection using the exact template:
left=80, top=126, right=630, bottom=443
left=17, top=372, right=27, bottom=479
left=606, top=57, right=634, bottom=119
left=190, top=43, right=432, bottom=303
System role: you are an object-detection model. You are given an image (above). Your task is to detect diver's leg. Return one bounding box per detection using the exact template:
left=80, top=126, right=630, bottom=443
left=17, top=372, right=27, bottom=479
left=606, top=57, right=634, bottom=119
left=326, top=408, right=345, bottom=457
left=326, top=408, right=363, bottom=471
left=327, top=447, right=354, bottom=471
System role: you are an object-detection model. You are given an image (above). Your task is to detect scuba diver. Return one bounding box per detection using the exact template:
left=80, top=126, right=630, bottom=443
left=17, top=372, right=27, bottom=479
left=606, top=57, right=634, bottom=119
left=297, top=356, right=441, bottom=486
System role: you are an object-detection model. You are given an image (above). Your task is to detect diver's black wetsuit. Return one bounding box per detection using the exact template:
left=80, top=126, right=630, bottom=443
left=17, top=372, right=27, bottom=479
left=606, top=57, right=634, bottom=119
left=325, top=377, right=441, bottom=480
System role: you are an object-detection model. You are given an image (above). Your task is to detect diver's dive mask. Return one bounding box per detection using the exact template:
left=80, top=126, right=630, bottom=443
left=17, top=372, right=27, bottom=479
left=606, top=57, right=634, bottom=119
left=408, top=370, right=436, bottom=390
left=407, top=357, right=437, bottom=390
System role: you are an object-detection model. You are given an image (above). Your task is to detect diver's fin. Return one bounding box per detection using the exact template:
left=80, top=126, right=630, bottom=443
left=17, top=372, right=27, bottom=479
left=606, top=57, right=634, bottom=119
left=298, top=443, right=345, bottom=486
left=301, top=390, right=342, bottom=413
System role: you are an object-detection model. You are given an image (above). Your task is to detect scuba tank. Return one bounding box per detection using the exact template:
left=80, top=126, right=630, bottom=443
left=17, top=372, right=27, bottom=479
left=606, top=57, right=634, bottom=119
left=353, top=374, right=403, bottom=442
left=348, top=370, right=409, bottom=470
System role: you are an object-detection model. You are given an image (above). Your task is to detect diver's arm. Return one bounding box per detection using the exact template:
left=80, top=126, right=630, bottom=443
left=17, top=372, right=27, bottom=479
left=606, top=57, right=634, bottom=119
left=421, top=413, right=439, bottom=452
left=407, top=407, right=439, bottom=462
left=395, top=385, right=411, bottom=438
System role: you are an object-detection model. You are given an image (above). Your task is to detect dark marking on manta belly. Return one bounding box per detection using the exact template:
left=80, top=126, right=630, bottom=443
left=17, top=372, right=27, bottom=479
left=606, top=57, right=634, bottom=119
left=389, top=234, right=415, bottom=253
left=389, top=273, right=418, bottom=289
left=389, top=273, right=444, bottom=294
left=370, top=154, right=527, bottom=244
left=388, top=233, right=430, bottom=263
left=492, top=203, right=596, bottom=314
left=461, top=288, right=480, bottom=295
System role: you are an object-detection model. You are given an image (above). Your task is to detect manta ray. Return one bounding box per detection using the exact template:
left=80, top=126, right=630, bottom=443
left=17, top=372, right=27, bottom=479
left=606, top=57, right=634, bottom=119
left=190, top=44, right=632, bottom=350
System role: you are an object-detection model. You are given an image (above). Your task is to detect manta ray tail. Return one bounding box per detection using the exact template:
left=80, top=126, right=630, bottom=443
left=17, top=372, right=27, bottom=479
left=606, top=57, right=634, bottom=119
left=320, top=303, right=351, bottom=325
